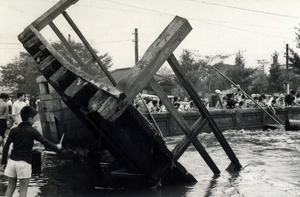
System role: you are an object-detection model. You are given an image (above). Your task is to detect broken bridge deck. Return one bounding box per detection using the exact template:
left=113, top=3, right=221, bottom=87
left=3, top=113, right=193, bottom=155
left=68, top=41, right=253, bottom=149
left=18, top=0, right=241, bottom=187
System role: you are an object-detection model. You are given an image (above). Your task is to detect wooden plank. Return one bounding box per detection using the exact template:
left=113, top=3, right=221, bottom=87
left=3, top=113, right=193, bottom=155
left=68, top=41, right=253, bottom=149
left=37, top=55, right=56, bottom=71
left=18, top=27, right=35, bottom=43
left=96, top=96, right=120, bottom=120
left=148, top=77, right=220, bottom=174
left=167, top=54, right=242, bottom=170
left=64, top=78, right=88, bottom=98
left=88, top=90, right=107, bottom=113
left=111, top=16, right=192, bottom=121
left=31, top=0, right=78, bottom=31
left=23, top=36, right=40, bottom=49
left=49, top=66, right=68, bottom=83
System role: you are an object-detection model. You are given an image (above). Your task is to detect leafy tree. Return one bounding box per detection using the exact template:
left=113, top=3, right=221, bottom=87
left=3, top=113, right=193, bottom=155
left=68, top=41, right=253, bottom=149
left=204, top=62, right=231, bottom=92
left=51, top=40, right=112, bottom=77
left=288, top=48, right=300, bottom=74
left=253, top=59, right=269, bottom=93
left=172, top=49, right=202, bottom=98
left=234, top=50, right=246, bottom=68
left=295, top=24, right=300, bottom=49
left=171, top=50, right=232, bottom=98
left=284, top=24, right=300, bottom=90
left=1, top=52, right=40, bottom=97
left=225, top=50, right=256, bottom=93
left=268, top=51, right=285, bottom=93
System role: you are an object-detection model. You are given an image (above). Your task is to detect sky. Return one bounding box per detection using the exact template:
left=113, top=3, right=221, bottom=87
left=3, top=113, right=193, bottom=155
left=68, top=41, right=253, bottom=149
left=0, top=0, right=300, bottom=72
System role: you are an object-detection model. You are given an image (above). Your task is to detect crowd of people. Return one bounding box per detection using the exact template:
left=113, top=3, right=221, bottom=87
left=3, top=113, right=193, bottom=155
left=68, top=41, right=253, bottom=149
left=208, top=88, right=300, bottom=112
left=134, top=87, right=300, bottom=114
left=134, top=93, right=198, bottom=114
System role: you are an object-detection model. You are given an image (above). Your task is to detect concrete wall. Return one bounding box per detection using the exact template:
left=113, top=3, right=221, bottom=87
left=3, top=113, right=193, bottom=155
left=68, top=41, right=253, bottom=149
left=147, top=107, right=299, bottom=136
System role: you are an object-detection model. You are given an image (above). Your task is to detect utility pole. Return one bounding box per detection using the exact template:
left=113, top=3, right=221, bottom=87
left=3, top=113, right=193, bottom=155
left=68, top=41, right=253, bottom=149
left=286, top=44, right=289, bottom=94
left=134, top=28, right=139, bottom=64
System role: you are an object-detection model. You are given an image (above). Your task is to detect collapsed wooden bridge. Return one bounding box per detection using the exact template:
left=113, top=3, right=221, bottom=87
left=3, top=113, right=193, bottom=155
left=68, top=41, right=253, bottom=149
left=19, top=0, right=241, bottom=187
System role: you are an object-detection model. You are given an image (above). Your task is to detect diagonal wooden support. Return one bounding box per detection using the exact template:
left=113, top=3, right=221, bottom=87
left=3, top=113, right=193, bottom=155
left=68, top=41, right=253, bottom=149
left=148, top=77, right=220, bottom=174
left=62, top=11, right=117, bottom=86
left=49, top=21, right=83, bottom=67
left=167, top=54, right=242, bottom=170
left=110, top=16, right=192, bottom=121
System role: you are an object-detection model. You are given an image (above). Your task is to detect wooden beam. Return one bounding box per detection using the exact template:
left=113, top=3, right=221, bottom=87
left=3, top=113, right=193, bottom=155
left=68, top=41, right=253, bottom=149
left=31, top=0, right=78, bottom=31
left=167, top=54, right=242, bottom=170
left=110, top=16, right=192, bottom=120
left=148, top=77, right=220, bottom=174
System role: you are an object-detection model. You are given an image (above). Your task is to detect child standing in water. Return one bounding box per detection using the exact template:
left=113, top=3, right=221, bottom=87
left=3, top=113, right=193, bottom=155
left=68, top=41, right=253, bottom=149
left=1, top=106, right=62, bottom=197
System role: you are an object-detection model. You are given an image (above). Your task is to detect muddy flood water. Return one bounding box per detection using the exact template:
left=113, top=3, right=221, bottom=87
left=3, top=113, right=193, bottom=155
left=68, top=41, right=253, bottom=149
left=0, top=122, right=299, bottom=197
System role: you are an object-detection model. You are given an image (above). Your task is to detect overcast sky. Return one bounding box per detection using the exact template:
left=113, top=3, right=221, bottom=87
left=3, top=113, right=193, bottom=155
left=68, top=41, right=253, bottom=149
left=1, top=0, right=300, bottom=71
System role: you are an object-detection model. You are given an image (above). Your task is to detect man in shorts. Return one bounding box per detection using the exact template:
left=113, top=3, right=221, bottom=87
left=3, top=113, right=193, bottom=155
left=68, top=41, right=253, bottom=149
left=1, top=106, right=62, bottom=197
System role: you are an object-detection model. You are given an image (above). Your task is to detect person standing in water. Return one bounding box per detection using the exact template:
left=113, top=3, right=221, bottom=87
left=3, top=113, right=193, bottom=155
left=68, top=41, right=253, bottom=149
left=1, top=106, right=62, bottom=197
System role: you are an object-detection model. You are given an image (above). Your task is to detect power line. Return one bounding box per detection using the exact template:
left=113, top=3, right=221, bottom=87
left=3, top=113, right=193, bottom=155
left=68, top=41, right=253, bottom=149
left=191, top=0, right=300, bottom=19
left=103, top=0, right=173, bottom=17
left=0, top=42, right=21, bottom=45
left=101, top=0, right=296, bottom=40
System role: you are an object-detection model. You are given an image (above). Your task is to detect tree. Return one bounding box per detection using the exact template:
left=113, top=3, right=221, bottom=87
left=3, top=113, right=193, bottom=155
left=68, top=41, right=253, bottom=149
left=234, top=50, right=246, bottom=68
left=51, top=40, right=112, bottom=77
left=225, top=50, right=256, bottom=93
left=295, top=24, right=300, bottom=49
left=253, top=59, right=269, bottom=93
left=171, top=50, right=232, bottom=98
left=1, top=52, right=40, bottom=97
left=268, top=51, right=285, bottom=93
left=172, top=49, right=202, bottom=98
left=1, top=40, right=113, bottom=98
left=288, top=48, right=300, bottom=74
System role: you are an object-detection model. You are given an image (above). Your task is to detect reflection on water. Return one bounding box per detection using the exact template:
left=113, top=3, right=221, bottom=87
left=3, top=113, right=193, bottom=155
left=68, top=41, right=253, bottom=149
left=1, top=129, right=300, bottom=197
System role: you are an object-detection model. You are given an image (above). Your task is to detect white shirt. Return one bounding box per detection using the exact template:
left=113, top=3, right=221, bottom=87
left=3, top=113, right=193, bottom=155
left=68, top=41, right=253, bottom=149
left=12, top=100, right=27, bottom=126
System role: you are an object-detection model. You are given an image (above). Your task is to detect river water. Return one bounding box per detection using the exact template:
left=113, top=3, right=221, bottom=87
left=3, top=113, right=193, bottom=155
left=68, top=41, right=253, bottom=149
left=0, top=126, right=300, bottom=197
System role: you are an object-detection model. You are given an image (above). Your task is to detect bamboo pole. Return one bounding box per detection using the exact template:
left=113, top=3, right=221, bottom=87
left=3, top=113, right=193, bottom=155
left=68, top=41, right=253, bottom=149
left=138, top=95, right=164, bottom=137
left=211, top=65, right=284, bottom=126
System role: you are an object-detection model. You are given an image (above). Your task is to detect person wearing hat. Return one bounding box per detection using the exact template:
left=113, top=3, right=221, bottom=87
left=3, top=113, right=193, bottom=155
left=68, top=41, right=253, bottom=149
left=209, top=89, right=223, bottom=109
